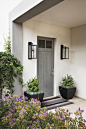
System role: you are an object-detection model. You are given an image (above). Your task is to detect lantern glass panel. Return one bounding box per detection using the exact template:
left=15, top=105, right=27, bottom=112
left=32, top=45, right=36, bottom=59
left=29, top=45, right=32, bottom=58
left=63, top=47, right=65, bottom=59
left=66, top=48, right=69, bottom=58
left=32, top=46, right=34, bottom=51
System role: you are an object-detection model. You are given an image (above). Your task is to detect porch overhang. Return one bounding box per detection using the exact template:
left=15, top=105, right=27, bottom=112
left=10, top=0, right=64, bottom=23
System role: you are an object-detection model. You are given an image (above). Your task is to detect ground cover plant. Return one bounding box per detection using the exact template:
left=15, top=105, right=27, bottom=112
left=0, top=95, right=86, bottom=129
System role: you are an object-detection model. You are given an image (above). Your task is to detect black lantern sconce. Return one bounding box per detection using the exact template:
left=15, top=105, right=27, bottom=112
left=61, top=45, right=69, bottom=60
left=28, top=42, right=37, bottom=59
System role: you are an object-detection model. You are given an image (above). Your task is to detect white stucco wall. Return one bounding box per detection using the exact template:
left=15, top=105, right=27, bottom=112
left=23, top=20, right=71, bottom=96
left=1, top=0, right=86, bottom=99
left=0, top=0, right=22, bottom=52
left=71, top=25, right=86, bottom=100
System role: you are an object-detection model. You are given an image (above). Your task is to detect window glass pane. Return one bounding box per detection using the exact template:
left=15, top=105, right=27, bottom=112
left=39, top=40, right=45, bottom=48
left=46, top=41, right=52, bottom=48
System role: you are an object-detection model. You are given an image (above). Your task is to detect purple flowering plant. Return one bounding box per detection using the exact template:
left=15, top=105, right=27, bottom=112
left=0, top=95, right=86, bottom=129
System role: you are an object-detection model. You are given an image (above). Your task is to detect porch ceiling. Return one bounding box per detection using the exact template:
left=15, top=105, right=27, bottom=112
left=31, top=0, right=86, bottom=28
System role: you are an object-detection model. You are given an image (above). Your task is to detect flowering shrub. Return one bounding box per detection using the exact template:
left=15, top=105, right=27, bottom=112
left=0, top=95, right=86, bottom=129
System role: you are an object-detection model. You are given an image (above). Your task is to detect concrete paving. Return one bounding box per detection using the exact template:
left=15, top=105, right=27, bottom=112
left=50, top=96, right=86, bottom=120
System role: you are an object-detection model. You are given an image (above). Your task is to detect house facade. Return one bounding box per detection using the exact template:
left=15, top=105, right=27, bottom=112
left=2, top=0, right=86, bottom=99
left=0, top=0, right=22, bottom=52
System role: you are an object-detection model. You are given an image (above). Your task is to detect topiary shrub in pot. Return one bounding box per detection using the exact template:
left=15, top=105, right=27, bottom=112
left=59, top=74, right=76, bottom=99
left=24, top=77, right=44, bottom=102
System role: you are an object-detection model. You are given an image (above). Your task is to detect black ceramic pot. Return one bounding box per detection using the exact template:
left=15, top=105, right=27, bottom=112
left=24, top=90, right=44, bottom=102
left=59, top=86, right=76, bottom=99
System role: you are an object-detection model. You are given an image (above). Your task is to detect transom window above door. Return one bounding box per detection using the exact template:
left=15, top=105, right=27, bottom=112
left=46, top=41, right=52, bottom=48
left=39, top=40, right=45, bottom=48
left=38, top=38, right=52, bottom=49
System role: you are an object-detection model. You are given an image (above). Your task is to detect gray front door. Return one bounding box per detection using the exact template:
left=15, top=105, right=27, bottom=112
left=37, top=37, right=54, bottom=97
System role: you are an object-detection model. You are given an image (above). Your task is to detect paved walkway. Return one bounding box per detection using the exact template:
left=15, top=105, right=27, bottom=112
left=51, top=97, right=86, bottom=120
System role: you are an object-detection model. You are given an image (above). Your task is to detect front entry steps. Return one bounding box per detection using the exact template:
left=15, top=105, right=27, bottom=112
left=41, top=96, right=73, bottom=110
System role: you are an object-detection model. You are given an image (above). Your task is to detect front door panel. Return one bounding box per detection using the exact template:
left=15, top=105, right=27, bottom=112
left=37, top=37, right=54, bottom=97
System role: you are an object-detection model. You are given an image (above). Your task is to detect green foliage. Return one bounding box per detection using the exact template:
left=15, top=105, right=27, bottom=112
left=60, top=74, right=74, bottom=88
left=19, top=77, right=23, bottom=84
left=27, top=77, right=40, bottom=92
left=0, top=95, right=86, bottom=129
left=3, top=34, right=11, bottom=53
left=0, top=35, right=23, bottom=96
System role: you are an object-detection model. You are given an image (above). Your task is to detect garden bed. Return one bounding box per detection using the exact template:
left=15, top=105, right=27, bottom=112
left=0, top=95, right=86, bottom=129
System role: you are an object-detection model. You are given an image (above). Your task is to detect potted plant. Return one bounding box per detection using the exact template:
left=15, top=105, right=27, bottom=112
left=24, top=77, right=44, bottom=102
left=59, top=74, right=76, bottom=99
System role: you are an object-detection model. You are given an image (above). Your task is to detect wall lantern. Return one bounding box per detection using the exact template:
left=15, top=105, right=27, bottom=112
left=28, top=42, right=37, bottom=59
left=61, top=45, right=69, bottom=60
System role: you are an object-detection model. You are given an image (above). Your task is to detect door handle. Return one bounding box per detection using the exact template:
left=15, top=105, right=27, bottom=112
left=52, top=69, right=54, bottom=77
